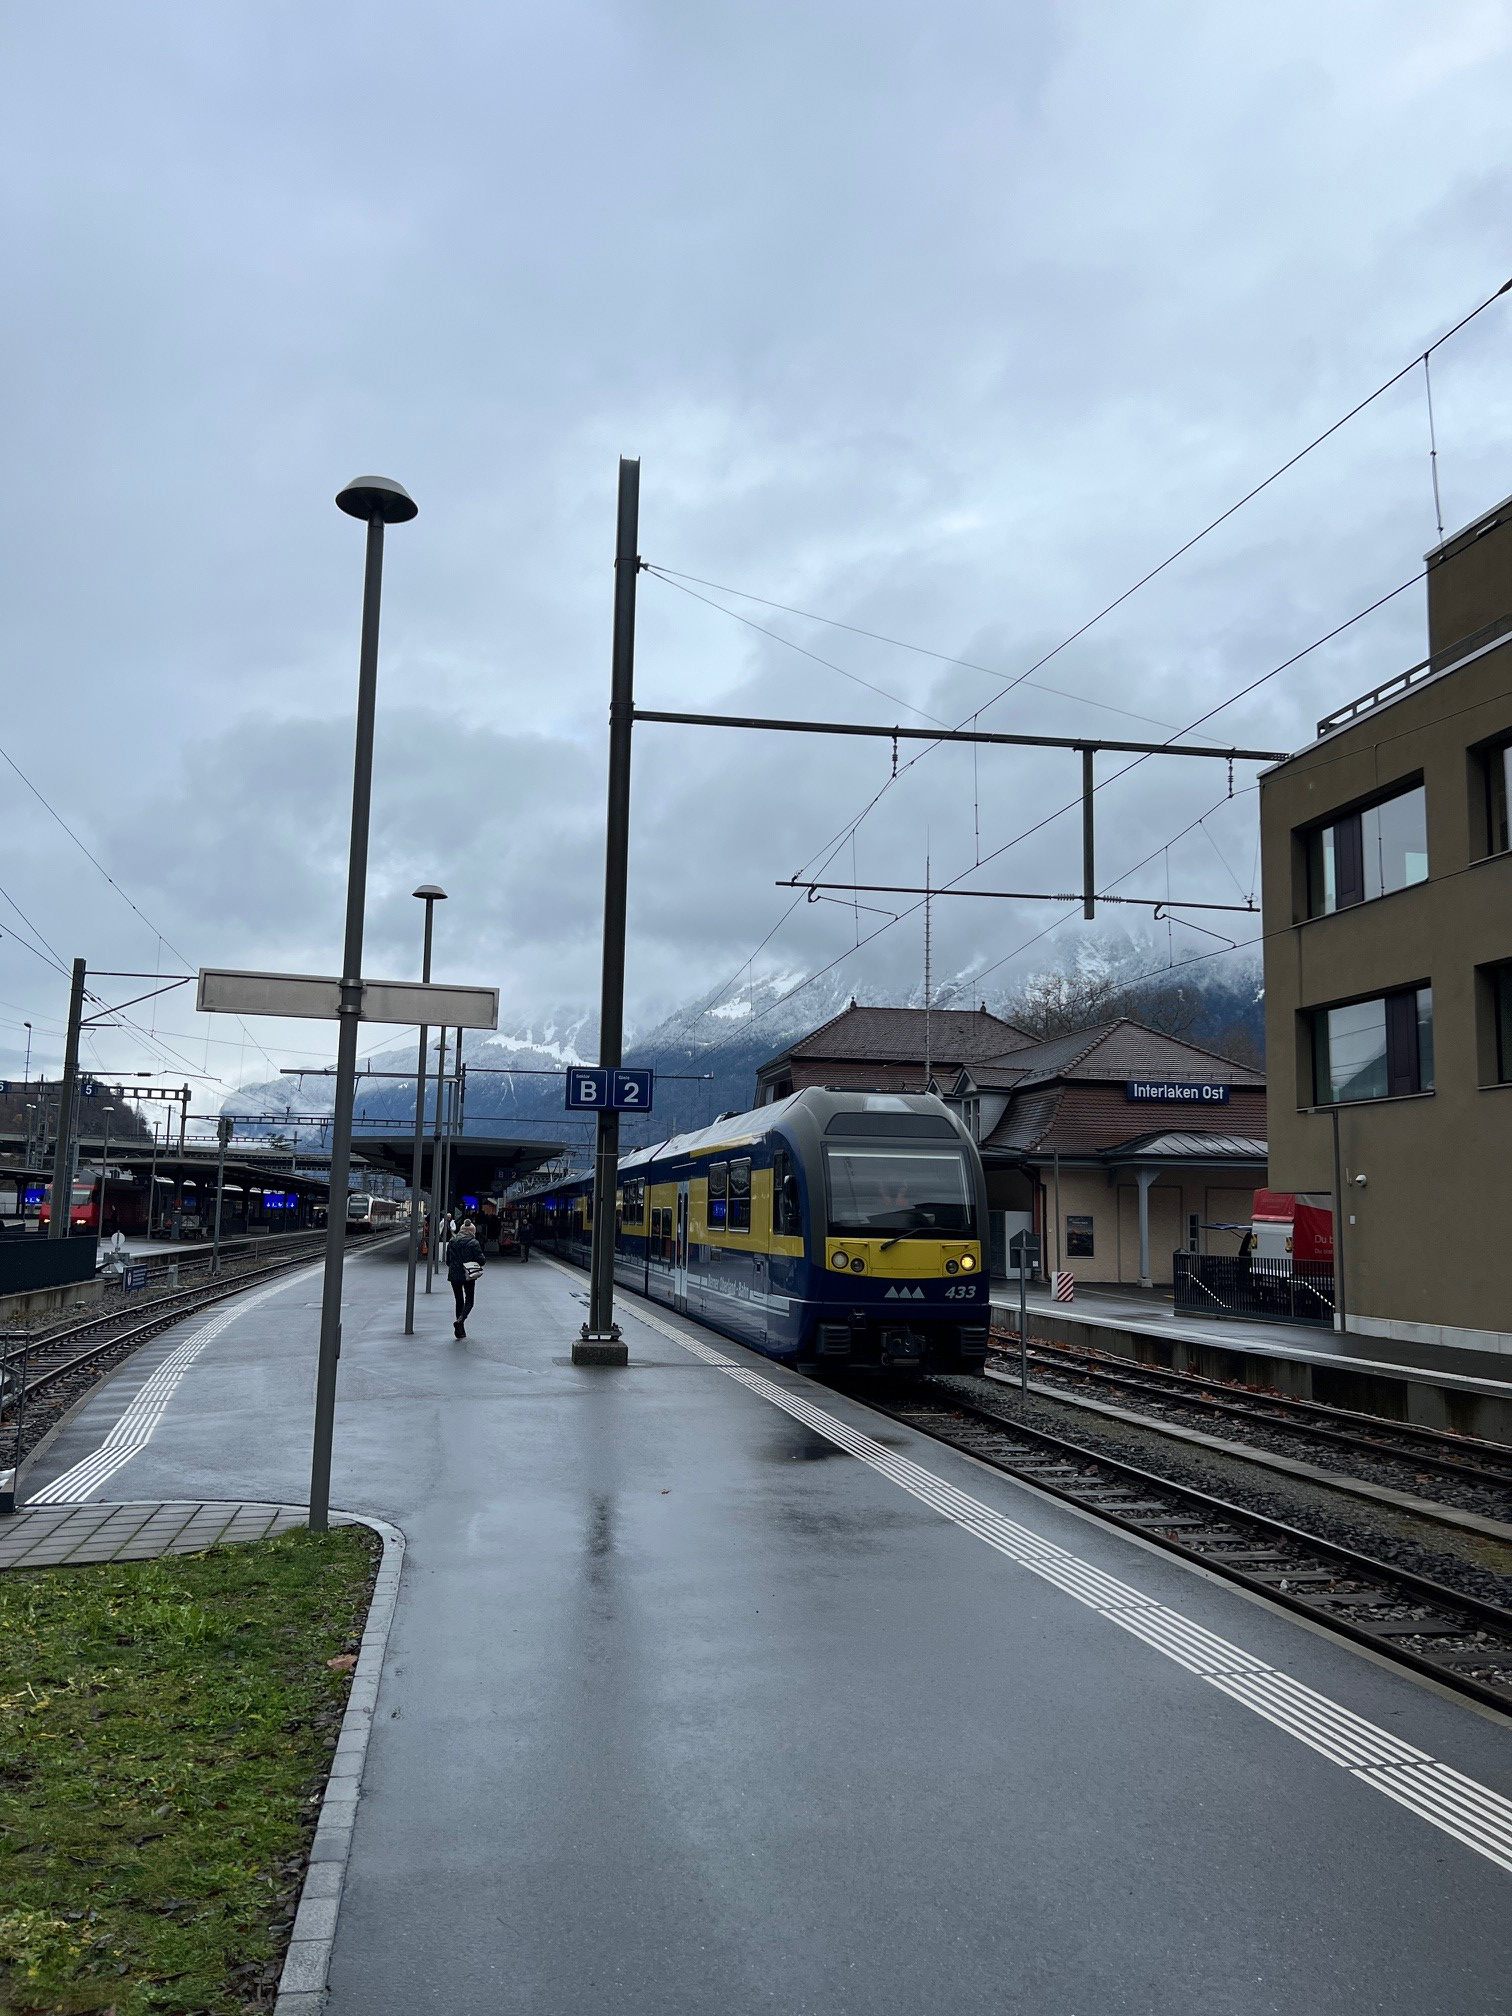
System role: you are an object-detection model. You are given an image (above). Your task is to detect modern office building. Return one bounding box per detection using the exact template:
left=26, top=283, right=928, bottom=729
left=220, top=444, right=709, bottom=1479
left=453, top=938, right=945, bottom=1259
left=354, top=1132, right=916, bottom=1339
left=1260, top=491, right=1512, bottom=1352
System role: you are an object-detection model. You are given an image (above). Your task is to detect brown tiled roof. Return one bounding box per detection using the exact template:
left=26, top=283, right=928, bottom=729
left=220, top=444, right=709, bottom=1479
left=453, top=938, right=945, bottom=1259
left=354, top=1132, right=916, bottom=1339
left=765, top=1003, right=1032, bottom=1070
left=981, top=1018, right=1263, bottom=1090
left=985, top=1088, right=1065, bottom=1152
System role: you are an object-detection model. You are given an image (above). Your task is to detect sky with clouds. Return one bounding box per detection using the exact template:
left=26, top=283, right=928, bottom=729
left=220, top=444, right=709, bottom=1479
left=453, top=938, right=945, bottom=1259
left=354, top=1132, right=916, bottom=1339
left=1, top=1, right=1508, bottom=1105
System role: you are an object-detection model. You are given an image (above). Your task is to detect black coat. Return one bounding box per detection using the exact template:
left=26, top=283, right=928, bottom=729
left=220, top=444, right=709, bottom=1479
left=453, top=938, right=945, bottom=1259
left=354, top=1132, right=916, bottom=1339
left=446, top=1235, right=485, bottom=1285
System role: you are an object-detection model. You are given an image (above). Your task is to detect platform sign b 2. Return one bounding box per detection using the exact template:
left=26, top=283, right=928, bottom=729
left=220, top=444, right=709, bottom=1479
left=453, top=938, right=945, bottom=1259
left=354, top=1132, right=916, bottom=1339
left=565, top=1067, right=653, bottom=1113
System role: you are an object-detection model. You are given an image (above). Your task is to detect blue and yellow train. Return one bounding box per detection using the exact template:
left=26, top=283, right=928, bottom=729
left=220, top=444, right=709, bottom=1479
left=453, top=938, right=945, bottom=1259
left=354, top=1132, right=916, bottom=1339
left=536, top=1087, right=991, bottom=1374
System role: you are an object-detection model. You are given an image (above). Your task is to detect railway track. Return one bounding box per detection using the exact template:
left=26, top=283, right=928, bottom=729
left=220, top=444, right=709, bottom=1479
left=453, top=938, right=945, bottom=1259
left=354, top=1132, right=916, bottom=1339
left=987, top=1328, right=1512, bottom=1522
left=871, top=1382, right=1512, bottom=1717
left=2, top=1233, right=400, bottom=1477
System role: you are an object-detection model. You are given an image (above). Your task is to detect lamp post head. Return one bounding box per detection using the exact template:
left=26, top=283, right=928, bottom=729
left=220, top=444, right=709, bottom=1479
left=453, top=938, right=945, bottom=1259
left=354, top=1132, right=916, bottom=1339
left=413, top=883, right=447, bottom=903
left=336, top=475, right=418, bottom=524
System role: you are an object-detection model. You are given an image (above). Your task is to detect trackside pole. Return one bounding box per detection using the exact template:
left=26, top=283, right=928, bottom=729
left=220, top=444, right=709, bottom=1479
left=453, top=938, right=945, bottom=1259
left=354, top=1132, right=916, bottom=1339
left=1018, top=1245, right=1029, bottom=1395
left=47, top=959, right=87, bottom=1242
left=577, top=456, right=640, bottom=1367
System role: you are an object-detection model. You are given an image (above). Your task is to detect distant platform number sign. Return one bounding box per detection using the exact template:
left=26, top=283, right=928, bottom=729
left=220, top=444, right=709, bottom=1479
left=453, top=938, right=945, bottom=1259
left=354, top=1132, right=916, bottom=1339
left=564, top=1067, right=654, bottom=1113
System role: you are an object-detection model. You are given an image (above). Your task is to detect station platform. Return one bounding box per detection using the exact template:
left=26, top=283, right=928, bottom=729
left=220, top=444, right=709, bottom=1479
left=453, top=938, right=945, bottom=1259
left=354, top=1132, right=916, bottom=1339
left=16, top=1246, right=1512, bottom=2014
left=994, top=1282, right=1512, bottom=1442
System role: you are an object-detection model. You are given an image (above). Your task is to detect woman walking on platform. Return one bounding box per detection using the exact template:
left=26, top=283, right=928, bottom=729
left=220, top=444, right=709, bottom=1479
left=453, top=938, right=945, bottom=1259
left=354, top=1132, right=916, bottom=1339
left=447, top=1217, right=486, bottom=1339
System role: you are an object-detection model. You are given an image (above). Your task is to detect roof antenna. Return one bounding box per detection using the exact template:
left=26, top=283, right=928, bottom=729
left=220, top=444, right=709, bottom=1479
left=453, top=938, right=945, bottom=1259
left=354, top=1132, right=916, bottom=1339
left=1423, top=353, right=1446, bottom=543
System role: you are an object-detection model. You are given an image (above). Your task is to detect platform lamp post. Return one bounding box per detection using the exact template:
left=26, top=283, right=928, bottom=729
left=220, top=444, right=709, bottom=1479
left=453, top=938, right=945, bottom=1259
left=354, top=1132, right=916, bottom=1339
left=308, top=474, right=418, bottom=1534
left=404, top=884, right=446, bottom=1335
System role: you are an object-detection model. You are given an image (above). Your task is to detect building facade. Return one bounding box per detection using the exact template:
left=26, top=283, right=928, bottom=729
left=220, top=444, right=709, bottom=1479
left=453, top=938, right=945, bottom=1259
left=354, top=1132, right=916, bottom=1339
left=1260, top=492, right=1512, bottom=1352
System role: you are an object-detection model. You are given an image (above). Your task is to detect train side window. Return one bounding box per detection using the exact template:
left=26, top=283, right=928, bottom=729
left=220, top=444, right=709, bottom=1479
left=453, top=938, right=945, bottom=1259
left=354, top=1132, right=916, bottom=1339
left=771, top=1149, right=800, bottom=1237
left=728, top=1158, right=751, bottom=1232
left=708, top=1162, right=728, bottom=1228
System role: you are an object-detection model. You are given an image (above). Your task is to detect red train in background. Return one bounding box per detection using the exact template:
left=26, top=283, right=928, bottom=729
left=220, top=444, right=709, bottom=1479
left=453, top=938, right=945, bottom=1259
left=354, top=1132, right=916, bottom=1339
left=36, top=1174, right=150, bottom=1236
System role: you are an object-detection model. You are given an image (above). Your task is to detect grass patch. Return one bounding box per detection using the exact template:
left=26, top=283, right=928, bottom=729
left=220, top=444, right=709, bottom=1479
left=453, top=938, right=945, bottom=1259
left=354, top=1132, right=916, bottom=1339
left=0, top=1525, right=377, bottom=2015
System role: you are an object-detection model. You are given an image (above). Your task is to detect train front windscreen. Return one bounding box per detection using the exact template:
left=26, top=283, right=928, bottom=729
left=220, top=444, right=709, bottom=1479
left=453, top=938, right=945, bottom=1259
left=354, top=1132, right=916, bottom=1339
left=823, top=1147, right=976, bottom=1239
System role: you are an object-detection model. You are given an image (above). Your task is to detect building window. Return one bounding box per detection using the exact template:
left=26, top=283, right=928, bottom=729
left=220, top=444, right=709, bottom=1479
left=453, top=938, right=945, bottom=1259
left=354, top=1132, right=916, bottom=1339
left=1313, top=986, right=1434, bottom=1104
left=1304, top=782, right=1428, bottom=916
left=1485, top=962, right=1512, bottom=1084
left=728, top=1158, right=751, bottom=1233
left=962, top=1096, right=980, bottom=1140
left=1187, top=1212, right=1201, bottom=1254
left=1481, top=737, right=1512, bottom=857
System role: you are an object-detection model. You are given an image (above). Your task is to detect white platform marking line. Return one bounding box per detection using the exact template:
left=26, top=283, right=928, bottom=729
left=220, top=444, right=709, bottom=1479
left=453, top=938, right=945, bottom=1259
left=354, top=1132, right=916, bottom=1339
left=27, top=1264, right=324, bottom=1505
left=625, top=1298, right=1512, bottom=1877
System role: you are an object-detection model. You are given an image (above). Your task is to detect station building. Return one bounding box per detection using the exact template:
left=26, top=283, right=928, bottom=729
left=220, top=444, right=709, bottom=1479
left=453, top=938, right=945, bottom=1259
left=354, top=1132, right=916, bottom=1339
left=1260, top=491, right=1512, bottom=1354
left=755, top=1001, right=1032, bottom=1102
left=757, top=1002, right=1266, bottom=1285
left=935, top=1021, right=1266, bottom=1285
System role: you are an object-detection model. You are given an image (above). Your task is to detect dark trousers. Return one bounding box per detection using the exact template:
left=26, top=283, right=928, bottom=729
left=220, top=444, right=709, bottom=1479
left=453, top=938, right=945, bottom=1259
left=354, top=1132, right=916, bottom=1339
left=451, top=1277, right=476, bottom=1324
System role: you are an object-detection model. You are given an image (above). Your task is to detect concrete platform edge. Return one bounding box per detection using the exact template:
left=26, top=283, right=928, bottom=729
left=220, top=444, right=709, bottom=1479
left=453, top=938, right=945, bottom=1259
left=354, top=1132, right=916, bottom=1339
left=274, top=1510, right=406, bottom=2016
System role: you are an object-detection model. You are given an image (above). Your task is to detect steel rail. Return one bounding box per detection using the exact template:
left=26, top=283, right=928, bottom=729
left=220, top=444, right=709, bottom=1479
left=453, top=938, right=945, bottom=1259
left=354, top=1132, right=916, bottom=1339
left=989, top=1335, right=1512, bottom=1491
left=7, top=1233, right=402, bottom=1411
left=1, top=1234, right=333, bottom=1375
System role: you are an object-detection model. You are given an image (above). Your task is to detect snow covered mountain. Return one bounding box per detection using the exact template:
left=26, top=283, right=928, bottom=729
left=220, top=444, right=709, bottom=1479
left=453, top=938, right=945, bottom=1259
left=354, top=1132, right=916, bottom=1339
left=224, top=938, right=1263, bottom=1154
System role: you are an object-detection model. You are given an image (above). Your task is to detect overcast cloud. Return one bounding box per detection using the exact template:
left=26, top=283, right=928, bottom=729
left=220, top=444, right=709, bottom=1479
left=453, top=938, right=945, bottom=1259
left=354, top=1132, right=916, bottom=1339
left=1, top=1, right=1509, bottom=1099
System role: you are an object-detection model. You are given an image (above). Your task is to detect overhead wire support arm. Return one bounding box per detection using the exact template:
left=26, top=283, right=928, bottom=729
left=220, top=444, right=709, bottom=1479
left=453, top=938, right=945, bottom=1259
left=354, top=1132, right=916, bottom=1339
left=781, top=879, right=1258, bottom=914
left=631, top=708, right=1290, bottom=764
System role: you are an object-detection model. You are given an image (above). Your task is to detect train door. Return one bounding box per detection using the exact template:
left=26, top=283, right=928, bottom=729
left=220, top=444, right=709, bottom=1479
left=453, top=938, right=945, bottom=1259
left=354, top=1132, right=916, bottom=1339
left=674, top=1182, right=690, bottom=1314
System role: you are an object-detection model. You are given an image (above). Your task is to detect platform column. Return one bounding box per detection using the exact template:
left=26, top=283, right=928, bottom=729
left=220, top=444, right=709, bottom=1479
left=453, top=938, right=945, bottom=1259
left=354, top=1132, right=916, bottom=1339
left=1136, top=1167, right=1157, bottom=1289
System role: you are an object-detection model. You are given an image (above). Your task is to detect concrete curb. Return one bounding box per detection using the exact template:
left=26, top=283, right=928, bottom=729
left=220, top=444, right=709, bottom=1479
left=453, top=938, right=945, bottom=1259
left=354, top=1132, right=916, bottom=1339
left=274, top=1510, right=406, bottom=2016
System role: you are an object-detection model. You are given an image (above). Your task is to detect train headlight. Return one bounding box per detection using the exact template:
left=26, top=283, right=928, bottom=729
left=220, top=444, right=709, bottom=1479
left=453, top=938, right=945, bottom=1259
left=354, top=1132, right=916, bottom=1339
left=960, top=1253, right=977, bottom=1271
left=849, top=1255, right=865, bottom=1272
left=832, top=1250, right=849, bottom=1270
left=945, top=1259, right=959, bottom=1275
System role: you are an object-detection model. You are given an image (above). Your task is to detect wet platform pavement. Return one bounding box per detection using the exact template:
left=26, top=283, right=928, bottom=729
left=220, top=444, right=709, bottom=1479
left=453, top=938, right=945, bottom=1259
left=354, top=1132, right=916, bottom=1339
left=17, top=1244, right=1512, bottom=2015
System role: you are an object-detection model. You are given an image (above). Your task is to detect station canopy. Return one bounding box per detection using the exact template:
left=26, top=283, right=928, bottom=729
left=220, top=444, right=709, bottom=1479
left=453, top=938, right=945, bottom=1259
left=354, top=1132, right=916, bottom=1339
left=352, top=1133, right=569, bottom=1197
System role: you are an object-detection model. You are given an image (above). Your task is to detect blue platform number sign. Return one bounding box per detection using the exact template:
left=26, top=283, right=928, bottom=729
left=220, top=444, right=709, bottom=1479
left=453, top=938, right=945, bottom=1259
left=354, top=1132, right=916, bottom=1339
left=565, top=1067, right=654, bottom=1113
left=611, top=1068, right=653, bottom=1111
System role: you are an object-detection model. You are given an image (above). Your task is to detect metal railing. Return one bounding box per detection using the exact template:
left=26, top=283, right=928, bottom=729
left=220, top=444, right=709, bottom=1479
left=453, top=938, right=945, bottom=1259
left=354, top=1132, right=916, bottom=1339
left=1173, top=1252, right=1335, bottom=1328
left=1316, top=614, right=1512, bottom=737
